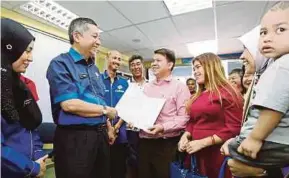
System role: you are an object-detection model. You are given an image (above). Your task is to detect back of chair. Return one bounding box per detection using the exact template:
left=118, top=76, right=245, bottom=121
left=38, top=122, right=56, bottom=144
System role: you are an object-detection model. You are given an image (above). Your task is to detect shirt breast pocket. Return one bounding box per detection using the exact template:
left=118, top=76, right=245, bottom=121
left=76, top=73, right=90, bottom=94
left=90, top=75, right=106, bottom=96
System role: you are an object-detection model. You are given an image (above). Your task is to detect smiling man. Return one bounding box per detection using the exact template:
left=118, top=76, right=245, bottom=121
left=126, top=54, right=148, bottom=178
left=228, top=68, right=244, bottom=95
left=46, top=18, right=117, bottom=178
left=101, top=50, right=129, bottom=178
left=138, top=48, right=190, bottom=178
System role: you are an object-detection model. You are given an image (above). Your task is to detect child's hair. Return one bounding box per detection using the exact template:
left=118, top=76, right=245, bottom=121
left=270, top=1, right=289, bottom=11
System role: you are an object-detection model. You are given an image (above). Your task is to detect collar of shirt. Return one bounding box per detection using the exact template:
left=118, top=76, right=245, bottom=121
left=131, top=76, right=148, bottom=83
left=103, top=70, right=120, bottom=80
left=153, top=74, right=173, bottom=85
left=69, top=47, right=94, bottom=64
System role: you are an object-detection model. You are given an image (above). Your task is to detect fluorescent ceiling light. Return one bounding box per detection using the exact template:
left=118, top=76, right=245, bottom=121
left=164, top=0, right=212, bottom=16
left=20, top=0, right=79, bottom=30
left=186, top=40, right=218, bottom=57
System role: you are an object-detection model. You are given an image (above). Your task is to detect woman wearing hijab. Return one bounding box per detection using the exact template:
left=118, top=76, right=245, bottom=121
left=1, top=18, right=47, bottom=178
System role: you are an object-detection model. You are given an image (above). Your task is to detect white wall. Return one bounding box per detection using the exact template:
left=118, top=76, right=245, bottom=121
left=24, top=29, right=70, bottom=123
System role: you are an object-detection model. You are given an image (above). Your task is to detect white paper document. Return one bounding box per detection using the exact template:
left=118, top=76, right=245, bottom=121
left=115, top=85, right=166, bottom=130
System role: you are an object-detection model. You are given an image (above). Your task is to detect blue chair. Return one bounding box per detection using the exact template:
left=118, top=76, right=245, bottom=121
left=37, top=122, right=57, bottom=178
left=38, top=122, right=56, bottom=144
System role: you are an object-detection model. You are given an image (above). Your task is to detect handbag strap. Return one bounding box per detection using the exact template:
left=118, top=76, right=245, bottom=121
left=190, top=155, right=197, bottom=172
left=175, top=151, right=186, bottom=168
left=218, top=157, right=231, bottom=178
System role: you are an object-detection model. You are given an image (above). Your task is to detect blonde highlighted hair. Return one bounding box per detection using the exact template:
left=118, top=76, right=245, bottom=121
left=186, top=53, right=242, bottom=113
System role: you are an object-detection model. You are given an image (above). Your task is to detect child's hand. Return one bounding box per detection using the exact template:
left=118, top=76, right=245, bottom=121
left=237, top=137, right=263, bottom=159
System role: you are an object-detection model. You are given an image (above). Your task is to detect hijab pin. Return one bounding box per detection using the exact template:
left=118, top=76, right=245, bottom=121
left=6, top=44, right=12, bottom=50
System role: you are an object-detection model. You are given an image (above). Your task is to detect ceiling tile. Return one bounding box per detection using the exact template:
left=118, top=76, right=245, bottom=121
left=58, top=1, right=132, bottom=31
left=108, top=26, right=153, bottom=50
left=136, top=48, right=154, bottom=60
left=218, top=38, right=243, bottom=55
left=216, top=1, right=267, bottom=39
left=156, top=44, right=192, bottom=58
left=100, top=32, right=134, bottom=52
left=1, top=1, right=14, bottom=9
left=110, top=1, right=169, bottom=24
left=1, top=1, right=27, bottom=10
left=172, top=8, right=215, bottom=43
left=137, top=18, right=182, bottom=46
left=215, top=1, right=245, bottom=7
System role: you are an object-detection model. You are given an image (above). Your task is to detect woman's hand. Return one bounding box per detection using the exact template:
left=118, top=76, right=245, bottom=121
left=178, top=133, right=190, bottom=152
left=185, top=139, right=206, bottom=154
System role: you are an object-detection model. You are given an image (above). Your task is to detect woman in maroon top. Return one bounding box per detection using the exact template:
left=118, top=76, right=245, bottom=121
left=178, top=53, right=243, bottom=178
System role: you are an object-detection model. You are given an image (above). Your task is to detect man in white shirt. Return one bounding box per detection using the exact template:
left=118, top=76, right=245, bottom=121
left=126, top=54, right=147, bottom=178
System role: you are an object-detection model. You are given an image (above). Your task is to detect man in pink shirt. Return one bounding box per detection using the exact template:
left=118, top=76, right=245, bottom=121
left=138, top=48, right=190, bottom=178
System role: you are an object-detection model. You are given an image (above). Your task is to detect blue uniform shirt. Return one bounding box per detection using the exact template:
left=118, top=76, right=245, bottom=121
left=101, top=71, right=128, bottom=143
left=1, top=116, right=46, bottom=178
left=46, top=48, right=107, bottom=126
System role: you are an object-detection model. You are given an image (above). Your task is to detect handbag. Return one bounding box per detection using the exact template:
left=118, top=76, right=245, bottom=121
left=170, top=152, right=208, bottom=178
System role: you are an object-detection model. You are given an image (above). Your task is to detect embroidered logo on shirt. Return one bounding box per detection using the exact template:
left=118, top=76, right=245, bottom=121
left=23, top=99, right=32, bottom=107
left=115, top=85, right=125, bottom=93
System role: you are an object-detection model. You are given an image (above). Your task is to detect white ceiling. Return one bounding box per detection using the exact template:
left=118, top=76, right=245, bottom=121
left=1, top=0, right=276, bottom=61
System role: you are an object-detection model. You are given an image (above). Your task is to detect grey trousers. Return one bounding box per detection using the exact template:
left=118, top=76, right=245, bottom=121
left=228, top=136, right=289, bottom=169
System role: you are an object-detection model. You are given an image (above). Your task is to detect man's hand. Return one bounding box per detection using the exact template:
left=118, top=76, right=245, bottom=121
left=107, top=124, right=117, bottom=145
left=126, top=122, right=134, bottom=129
left=35, top=155, right=48, bottom=178
left=237, top=136, right=263, bottom=159
left=228, top=159, right=266, bottom=177
left=106, top=107, right=118, bottom=120
left=178, top=134, right=189, bottom=152
left=145, top=124, right=164, bottom=135
left=185, top=140, right=206, bottom=154
left=108, top=128, right=116, bottom=145
left=220, top=138, right=234, bottom=156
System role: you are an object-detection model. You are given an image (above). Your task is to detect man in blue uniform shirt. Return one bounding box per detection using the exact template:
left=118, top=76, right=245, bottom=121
left=101, top=50, right=129, bottom=178
left=46, top=17, right=117, bottom=178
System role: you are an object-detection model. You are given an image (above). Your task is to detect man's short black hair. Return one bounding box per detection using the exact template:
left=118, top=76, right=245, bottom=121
left=186, top=78, right=196, bottom=84
left=68, top=17, right=98, bottom=45
left=128, top=55, right=143, bottom=66
left=154, top=48, right=176, bottom=71
left=229, top=68, right=243, bottom=76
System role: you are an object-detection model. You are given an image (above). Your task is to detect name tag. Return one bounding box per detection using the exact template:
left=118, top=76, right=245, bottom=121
left=23, top=99, right=32, bottom=106
left=79, top=73, right=88, bottom=79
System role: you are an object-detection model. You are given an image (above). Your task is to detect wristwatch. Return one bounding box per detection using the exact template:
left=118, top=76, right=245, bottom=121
left=259, top=170, right=267, bottom=177
left=261, top=170, right=268, bottom=176
left=102, top=105, right=108, bottom=116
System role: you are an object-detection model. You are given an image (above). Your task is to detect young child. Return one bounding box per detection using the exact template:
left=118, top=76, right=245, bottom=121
left=229, top=1, right=289, bottom=170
